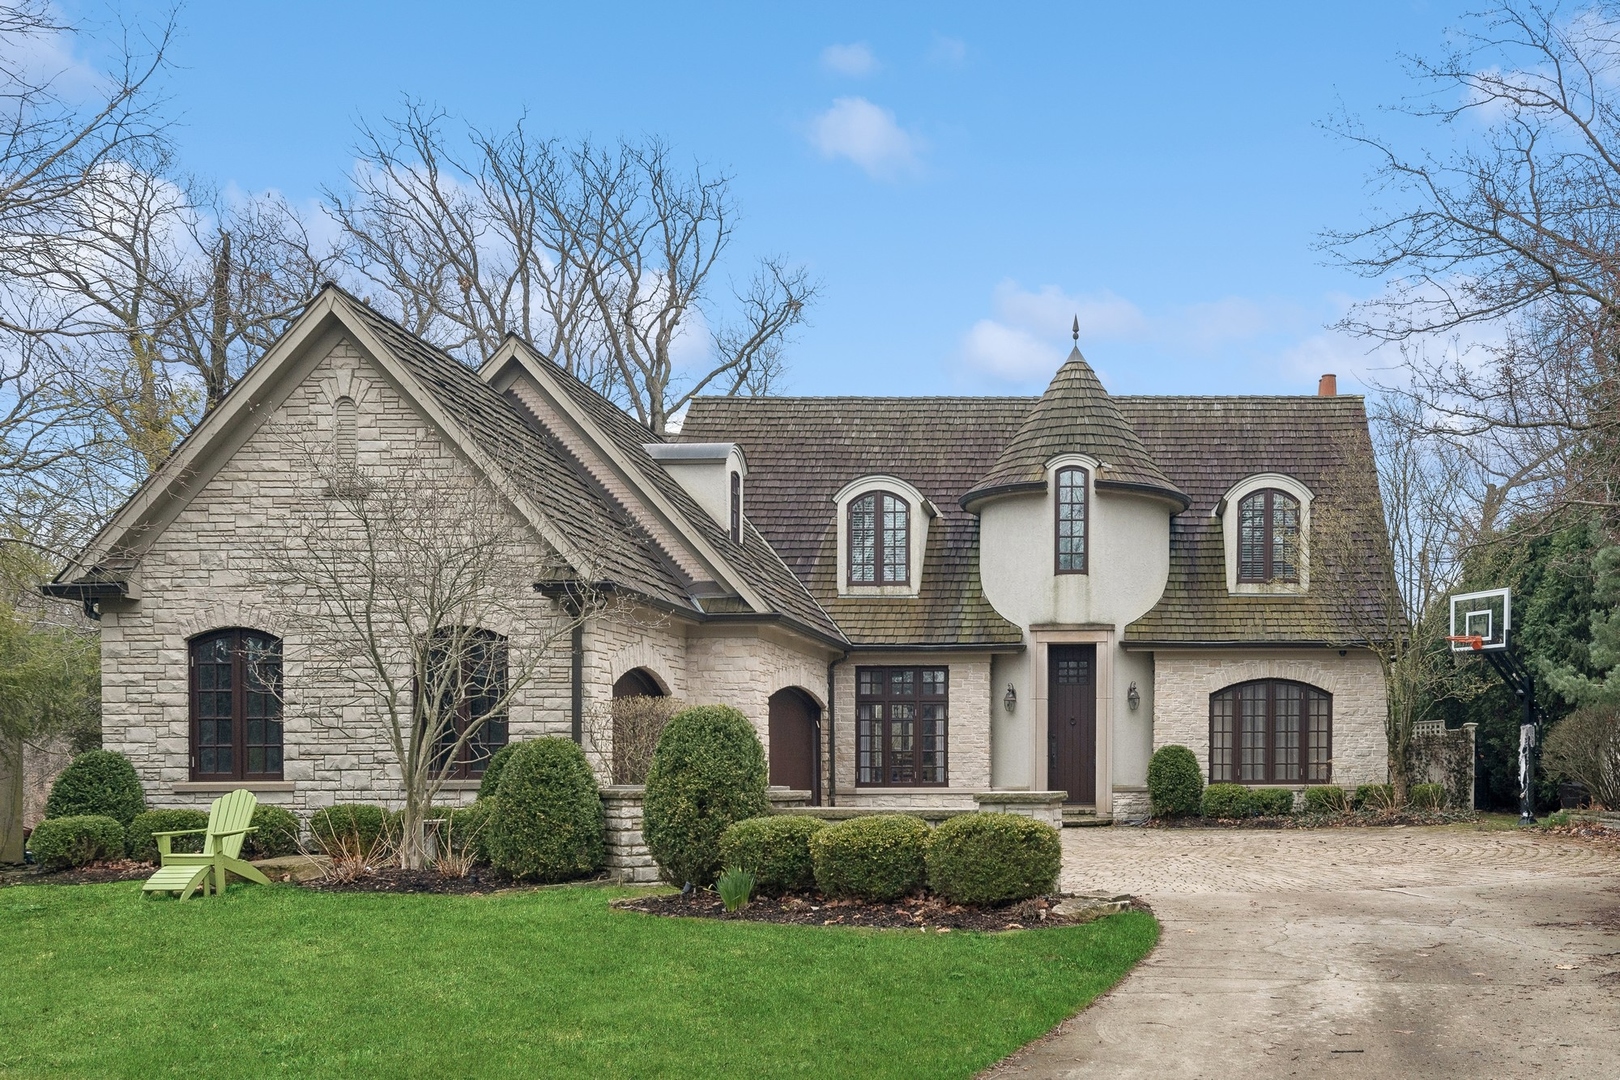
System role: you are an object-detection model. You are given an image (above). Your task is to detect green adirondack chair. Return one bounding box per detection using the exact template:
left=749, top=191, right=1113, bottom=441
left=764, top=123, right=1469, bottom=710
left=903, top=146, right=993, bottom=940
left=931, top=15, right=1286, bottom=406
left=142, top=789, right=272, bottom=900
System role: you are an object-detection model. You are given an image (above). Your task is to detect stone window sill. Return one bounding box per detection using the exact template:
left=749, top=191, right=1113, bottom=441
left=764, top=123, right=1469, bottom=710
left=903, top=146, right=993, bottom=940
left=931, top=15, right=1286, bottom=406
left=172, top=781, right=296, bottom=793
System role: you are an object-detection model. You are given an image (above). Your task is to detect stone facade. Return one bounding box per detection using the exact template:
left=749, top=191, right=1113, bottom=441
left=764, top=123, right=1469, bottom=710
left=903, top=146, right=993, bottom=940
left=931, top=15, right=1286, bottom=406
left=1151, top=649, right=1389, bottom=790
left=1110, top=786, right=1152, bottom=823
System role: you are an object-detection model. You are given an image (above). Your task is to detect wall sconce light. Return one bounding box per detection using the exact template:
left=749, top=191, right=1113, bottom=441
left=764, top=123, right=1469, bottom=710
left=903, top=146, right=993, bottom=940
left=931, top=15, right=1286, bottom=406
left=1127, top=681, right=1140, bottom=711
left=1003, top=683, right=1017, bottom=713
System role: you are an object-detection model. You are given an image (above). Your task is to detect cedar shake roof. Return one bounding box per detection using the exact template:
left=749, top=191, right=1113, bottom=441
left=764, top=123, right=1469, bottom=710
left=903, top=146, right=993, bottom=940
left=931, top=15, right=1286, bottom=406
left=683, top=390, right=1395, bottom=648
left=963, top=346, right=1187, bottom=511
left=680, top=397, right=1029, bottom=647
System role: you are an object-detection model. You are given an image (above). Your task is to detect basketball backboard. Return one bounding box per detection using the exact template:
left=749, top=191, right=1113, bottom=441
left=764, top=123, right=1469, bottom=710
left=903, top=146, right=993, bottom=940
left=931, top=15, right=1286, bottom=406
left=1448, top=588, right=1511, bottom=652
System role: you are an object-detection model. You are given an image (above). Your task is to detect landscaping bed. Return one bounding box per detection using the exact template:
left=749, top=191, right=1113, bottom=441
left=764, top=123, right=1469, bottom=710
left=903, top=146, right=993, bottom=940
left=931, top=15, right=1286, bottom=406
left=0, top=859, right=151, bottom=887
left=1143, top=808, right=1479, bottom=829
left=614, top=890, right=1131, bottom=931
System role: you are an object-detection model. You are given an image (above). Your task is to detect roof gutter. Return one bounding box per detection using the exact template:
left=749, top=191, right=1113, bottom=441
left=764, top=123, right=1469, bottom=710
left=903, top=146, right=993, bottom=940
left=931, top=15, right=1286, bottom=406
left=39, top=580, right=128, bottom=620
left=534, top=579, right=850, bottom=652
left=1121, top=638, right=1375, bottom=651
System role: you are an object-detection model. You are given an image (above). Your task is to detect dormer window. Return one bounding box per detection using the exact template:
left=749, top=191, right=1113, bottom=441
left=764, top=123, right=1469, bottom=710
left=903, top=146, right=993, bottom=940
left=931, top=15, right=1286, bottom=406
left=730, top=470, right=741, bottom=544
left=849, top=491, right=909, bottom=585
left=1055, top=466, right=1088, bottom=573
left=1237, top=489, right=1300, bottom=584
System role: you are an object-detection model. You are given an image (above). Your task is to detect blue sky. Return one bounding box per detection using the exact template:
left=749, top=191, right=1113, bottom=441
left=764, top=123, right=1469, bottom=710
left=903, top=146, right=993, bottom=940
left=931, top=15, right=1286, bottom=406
left=71, top=1, right=1470, bottom=397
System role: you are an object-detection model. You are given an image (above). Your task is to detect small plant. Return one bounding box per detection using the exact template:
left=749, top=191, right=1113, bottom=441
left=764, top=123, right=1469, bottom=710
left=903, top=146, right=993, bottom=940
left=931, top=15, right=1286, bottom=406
left=718, top=815, right=825, bottom=895
left=1147, top=745, right=1203, bottom=818
left=1303, top=786, right=1350, bottom=814
left=1409, top=782, right=1445, bottom=810
left=317, top=828, right=397, bottom=884
left=45, top=750, right=146, bottom=827
left=926, top=813, right=1061, bottom=906
left=1201, top=782, right=1251, bottom=819
left=1248, top=788, right=1296, bottom=817
left=1542, top=809, right=1573, bottom=827
left=809, top=814, right=930, bottom=901
left=309, top=804, right=389, bottom=856
left=28, top=815, right=127, bottom=870
left=715, top=866, right=755, bottom=912
left=1356, top=784, right=1396, bottom=811
left=126, top=808, right=209, bottom=863
left=435, top=801, right=494, bottom=878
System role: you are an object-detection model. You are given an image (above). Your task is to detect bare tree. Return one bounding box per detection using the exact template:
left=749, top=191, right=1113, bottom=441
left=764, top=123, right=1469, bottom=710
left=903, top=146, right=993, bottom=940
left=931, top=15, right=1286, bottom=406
left=1326, top=2, right=1620, bottom=527
left=254, top=431, right=628, bottom=869
left=327, top=103, right=815, bottom=433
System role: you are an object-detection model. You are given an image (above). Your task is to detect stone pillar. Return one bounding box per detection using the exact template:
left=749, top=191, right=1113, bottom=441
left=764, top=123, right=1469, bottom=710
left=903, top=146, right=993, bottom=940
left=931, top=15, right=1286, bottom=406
left=973, top=790, right=1066, bottom=829
left=600, top=785, right=659, bottom=884
left=766, top=787, right=811, bottom=810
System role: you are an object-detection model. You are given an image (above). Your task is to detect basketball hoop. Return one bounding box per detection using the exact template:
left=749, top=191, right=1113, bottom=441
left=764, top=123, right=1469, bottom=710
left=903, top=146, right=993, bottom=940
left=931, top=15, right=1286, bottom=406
left=1446, top=634, right=1485, bottom=651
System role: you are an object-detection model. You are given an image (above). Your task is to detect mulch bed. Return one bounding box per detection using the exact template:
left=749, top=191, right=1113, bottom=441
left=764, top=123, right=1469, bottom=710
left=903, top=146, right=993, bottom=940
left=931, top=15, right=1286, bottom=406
left=298, top=866, right=527, bottom=894
left=0, top=860, right=153, bottom=888
left=613, top=891, right=1120, bottom=931
left=1145, top=809, right=1479, bottom=829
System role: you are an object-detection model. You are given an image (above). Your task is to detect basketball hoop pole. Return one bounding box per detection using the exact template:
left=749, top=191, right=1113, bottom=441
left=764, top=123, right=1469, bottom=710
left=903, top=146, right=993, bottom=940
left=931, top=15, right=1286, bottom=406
left=1480, top=632, right=1540, bottom=825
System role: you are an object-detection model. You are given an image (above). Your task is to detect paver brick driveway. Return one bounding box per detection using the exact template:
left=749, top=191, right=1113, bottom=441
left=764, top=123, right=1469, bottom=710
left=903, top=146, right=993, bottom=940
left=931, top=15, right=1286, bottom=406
left=986, top=826, right=1620, bottom=1079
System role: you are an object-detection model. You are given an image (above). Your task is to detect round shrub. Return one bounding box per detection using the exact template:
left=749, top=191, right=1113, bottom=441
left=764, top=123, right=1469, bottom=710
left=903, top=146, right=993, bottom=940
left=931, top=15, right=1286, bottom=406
left=718, top=815, right=826, bottom=895
left=1356, top=783, right=1395, bottom=811
left=487, top=737, right=604, bottom=882
left=309, top=804, right=389, bottom=855
left=45, top=750, right=146, bottom=826
left=1303, top=785, right=1350, bottom=814
left=126, top=808, right=209, bottom=863
left=29, top=815, right=126, bottom=869
left=1147, top=745, right=1203, bottom=818
left=642, top=705, right=768, bottom=887
left=1409, top=782, right=1445, bottom=810
left=1201, top=782, right=1251, bottom=819
left=809, top=814, right=930, bottom=901
left=1249, top=788, right=1295, bottom=817
left=926, top=813, right=1061, bottom=906
left=478, top=742, right=521, bottom=800
left=243, top=805, right=301, bottom=859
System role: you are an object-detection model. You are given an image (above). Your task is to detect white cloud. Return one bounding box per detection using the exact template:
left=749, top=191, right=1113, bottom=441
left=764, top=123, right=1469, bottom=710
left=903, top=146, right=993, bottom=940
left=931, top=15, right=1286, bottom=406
left=808, top=97, right=923, bottom=180
left=960, top=319, right=1065, bottom=383
left=990, top=281, right=1147, bottom=342
left=820, top=42, right=878, bottom=77
left=928, top=35, right=967, bottom=66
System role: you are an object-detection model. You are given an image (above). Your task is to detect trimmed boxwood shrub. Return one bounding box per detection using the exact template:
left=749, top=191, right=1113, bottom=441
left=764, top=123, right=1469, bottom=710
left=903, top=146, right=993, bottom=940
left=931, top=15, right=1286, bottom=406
left=126, top=808, right=209, bottom=863
left=718, top=815, right=825, bottom=895
left=1303, top=785, right=1350, bottom=814
left=809, top=814, right=930, bottom=901
left=309, top=804, right=389, bottom=855
left=1249, top=788, right=1296, bottom=817
left=29, top=815, right=126, bottom=869
left=926, top=813, right=1061, bottom=906
left=478, top=742, right=521, bottom=799
left=1201, top=782, right=1251, bottom=819
left=1409, top=782, right=1445, bottom=810
left=487, top=737, right=604, bottom=882
left=243, top=805, right=301, bottom=859
left=45, top=750, right=146, bottom=826
left=1147, top=745, right=1203, bottom=818
left=1356, top=783, right=1396, bottom=811
left=643, top=705, right=768, bottom=887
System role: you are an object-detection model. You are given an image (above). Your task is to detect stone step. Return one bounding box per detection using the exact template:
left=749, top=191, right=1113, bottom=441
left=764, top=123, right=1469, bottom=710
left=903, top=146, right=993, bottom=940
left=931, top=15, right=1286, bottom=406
left=1062, top=807, right=1114, bottom=828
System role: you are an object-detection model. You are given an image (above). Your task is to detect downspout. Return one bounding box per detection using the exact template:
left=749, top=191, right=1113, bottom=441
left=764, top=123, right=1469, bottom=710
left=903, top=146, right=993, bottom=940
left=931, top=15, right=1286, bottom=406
left=827, top=651, right=849, bottom=807
left=571, top=623, right=584, bottom=744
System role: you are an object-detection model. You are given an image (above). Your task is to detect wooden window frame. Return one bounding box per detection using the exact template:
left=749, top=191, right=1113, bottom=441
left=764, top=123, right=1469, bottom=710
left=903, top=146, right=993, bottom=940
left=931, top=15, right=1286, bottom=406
left=729, top=470, right=741, bottom=544
left=1208, top=679, right=1331, bottom=784
left=1055, top=466, right=1089, bottom=574
left=426, top=628, right=510, bottom=781
left=189, top=628, right=284, bottom=782
left=1236, top=488, right=1302, bottom=584
left=847, top=490, right=910, bottom=587
left=854, top=666, right=948, bottom=787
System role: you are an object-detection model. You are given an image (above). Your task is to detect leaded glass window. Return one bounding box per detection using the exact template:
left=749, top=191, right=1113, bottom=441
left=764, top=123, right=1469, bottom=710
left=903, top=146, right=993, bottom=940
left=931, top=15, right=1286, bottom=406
left=189, top=629, right=282, bottom=781
left=1208, top=680, right=1331, bottom=784
left=855, top=666, right=947, bottom=786
left=1056, top=466, right=1088, bottom=573
left=848, top=491, right=909, bottom=585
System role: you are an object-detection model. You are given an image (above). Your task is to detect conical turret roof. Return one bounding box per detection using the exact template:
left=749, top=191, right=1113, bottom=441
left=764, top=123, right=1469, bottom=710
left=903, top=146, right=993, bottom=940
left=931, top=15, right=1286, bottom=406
left=961, top=345, right=1188, bottom=511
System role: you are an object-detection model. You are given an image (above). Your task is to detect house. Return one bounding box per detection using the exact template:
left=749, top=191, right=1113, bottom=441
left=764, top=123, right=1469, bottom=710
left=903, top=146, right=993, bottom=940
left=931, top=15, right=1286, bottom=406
left=46, top=286, right=1394, bottom=820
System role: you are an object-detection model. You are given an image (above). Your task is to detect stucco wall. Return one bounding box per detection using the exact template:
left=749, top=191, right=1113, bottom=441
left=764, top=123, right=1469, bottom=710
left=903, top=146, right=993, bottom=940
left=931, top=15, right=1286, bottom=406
left=832, top=651, right=991, bottom=808
left=1151, top=649, right=1388, bottom=788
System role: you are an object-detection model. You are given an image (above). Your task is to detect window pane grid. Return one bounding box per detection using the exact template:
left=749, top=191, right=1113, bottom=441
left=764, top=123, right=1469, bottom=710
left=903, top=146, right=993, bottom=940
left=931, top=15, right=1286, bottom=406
left=1056, top=467, right=1088, bottom=572
left=855, top=666, right=947, bottom=787
left=1210, top=680, right=1330, bottom=785
left=1237, top=489, right=1302, bottom=584
left=190, top=629, right=281, bottom=781
left=848, top=490, right=909, bottom=586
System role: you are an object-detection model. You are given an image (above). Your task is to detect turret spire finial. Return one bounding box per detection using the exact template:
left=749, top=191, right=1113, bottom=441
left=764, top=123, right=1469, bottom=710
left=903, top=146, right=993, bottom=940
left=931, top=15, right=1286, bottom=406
left=1071, top=315, right=1079, bottom=343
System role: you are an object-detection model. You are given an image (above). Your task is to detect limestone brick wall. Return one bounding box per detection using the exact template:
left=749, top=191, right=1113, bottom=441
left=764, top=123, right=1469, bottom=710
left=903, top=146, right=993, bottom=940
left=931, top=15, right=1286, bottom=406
left=99, top=338, right=572, bottom=815
left=1151, top=649, right=1388, bottom=788
left=684, top=629, right=829, bottom=756
left=832, top=652, right=991, bottom=807
left=1111, top=787, right=1151, bottom=822
left=601, top=786, right=659, bottom=884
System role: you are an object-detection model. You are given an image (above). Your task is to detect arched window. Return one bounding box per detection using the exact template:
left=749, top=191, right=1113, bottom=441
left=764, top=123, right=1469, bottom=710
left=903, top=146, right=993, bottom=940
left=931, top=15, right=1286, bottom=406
left=1237, top=489, right=1300, bottom=583
left=730, top=470, right=742, bottom=545
left=190, top=629, right=283, bottom=781
left=334, top=396, right=358, bottom=468
left=1055, top=466, right=1088, bottom=574
left=1209, top=679, right=1330, bottom=784
left=425, top=628, right=509, bottom=779
left=849, top=491, right=909, bottom=586
left=612, top=668, right=665, bottom=699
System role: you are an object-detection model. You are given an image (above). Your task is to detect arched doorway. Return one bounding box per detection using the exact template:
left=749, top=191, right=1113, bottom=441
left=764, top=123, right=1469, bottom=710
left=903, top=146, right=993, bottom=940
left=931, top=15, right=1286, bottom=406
left=768, top=687, right=821, bottom=806
left=613, top=668, right=664, bottom=699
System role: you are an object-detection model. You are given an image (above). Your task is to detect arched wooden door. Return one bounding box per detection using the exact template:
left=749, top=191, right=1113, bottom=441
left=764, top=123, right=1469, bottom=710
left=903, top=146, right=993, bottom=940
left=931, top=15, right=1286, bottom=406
left=613, top=668, right=664, bottom=699
left=768, top=688, right=821, bottom=806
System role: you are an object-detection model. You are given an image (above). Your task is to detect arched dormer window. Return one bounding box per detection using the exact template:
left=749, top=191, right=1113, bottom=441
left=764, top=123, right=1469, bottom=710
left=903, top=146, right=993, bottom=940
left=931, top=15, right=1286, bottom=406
left=849, top=491, right=909, bottom=586
left=1055, top=466, right=1088, bottom=573
left=1237, top=489, right=1300, bottom=584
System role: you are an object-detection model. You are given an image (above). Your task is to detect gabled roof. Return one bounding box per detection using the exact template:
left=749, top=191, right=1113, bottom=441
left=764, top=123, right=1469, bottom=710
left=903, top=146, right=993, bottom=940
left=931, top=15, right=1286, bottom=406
left=681, top=397, right=1028, bottom=648
left=962, top=346, right=1187, bottom=511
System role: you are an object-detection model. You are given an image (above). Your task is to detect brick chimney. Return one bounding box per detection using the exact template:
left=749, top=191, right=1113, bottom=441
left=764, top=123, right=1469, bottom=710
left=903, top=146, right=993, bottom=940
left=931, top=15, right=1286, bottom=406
left=1317, top=373, right=1337, bottom=397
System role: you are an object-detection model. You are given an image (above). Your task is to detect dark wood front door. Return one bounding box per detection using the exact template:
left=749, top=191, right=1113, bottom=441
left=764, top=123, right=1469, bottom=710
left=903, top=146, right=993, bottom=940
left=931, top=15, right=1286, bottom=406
left=768, top=688, right=821, bottom=805
left=1048, top=645, right=1096, bottom=804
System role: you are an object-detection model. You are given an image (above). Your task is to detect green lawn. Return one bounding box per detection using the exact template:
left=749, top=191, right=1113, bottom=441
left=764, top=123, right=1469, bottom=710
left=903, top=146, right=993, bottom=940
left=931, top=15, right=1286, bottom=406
left=0, top=882, right=1157, bottom=1079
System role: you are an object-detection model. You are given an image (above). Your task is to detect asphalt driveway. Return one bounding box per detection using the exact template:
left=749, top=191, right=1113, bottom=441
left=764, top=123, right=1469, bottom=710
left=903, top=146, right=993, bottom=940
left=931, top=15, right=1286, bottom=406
left=986, top=826, right=1620, bottom=1079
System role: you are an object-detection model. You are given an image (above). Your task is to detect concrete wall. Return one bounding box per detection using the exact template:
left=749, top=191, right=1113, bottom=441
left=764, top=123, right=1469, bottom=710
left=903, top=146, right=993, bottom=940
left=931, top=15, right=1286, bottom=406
left=1151, top=648, right=1389, bottom=789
